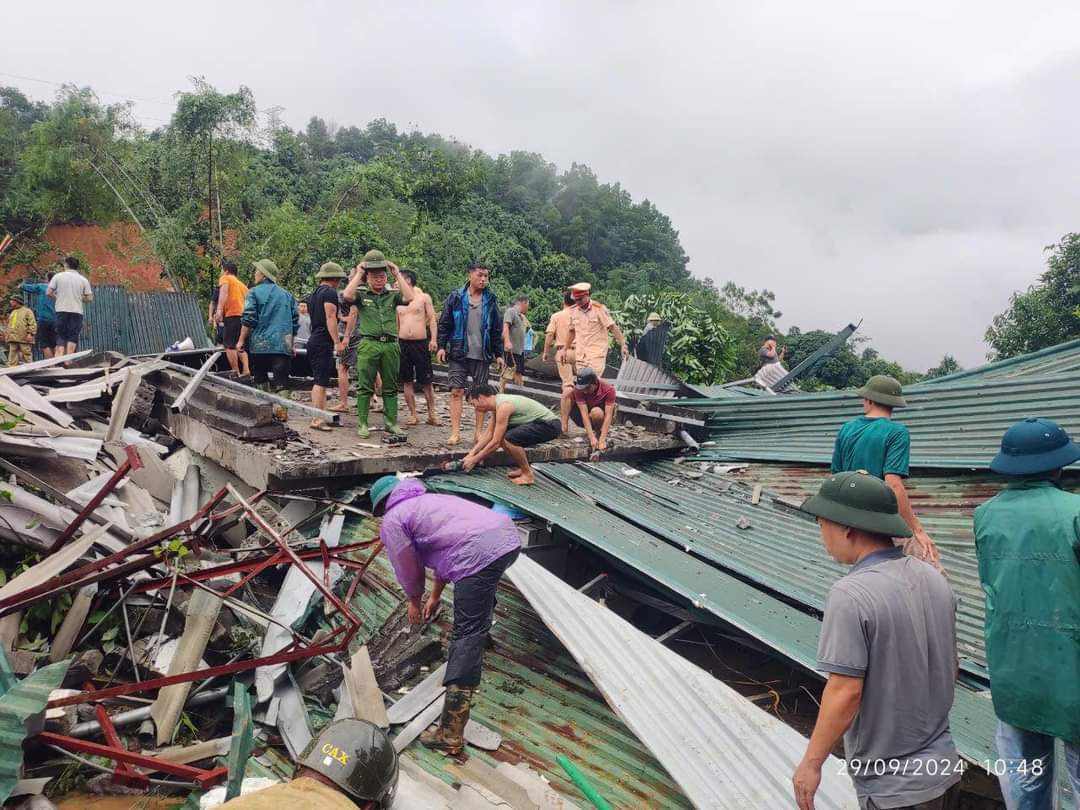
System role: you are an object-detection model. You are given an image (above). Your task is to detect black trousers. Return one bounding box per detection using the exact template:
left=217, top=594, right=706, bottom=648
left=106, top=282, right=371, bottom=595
left=252, top=353, right=291, bottom=389
left=444, top=547, right=520, bottom=688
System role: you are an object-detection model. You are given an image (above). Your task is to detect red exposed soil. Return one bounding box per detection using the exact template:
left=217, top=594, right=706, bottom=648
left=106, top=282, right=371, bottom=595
left=2, top=222, right=173, bottom=292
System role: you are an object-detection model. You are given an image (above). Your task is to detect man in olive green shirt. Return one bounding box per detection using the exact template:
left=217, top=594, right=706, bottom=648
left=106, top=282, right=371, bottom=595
left=832, top=374, right=940, bottom=565
left=463, top=384, right=560, bottom=485
left=974, top=417, right=1080, bottom=809
left=342, top=250, right=414, bottom=439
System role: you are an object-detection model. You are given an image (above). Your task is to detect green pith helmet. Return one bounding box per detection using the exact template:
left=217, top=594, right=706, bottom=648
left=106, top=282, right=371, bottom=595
left=252, top=259, right=279, bottom=284
left=316, top=262, right=347, bottom=280
left=799, top=470, right=913, bottom=538
left=298, top=719, right=398, bottom=807
left=369, top=475, right=401, bottom=511
left=362, top=249, right=389, bottom=270
left=856, top=374, right=907, bottom=408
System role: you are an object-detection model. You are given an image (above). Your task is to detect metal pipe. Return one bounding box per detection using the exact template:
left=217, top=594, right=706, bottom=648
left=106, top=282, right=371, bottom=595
left=170, top=350, right=223, bottom=413
left=68, top=686, right=229, bottom=738
left=678, top=429, right=700, bottom=451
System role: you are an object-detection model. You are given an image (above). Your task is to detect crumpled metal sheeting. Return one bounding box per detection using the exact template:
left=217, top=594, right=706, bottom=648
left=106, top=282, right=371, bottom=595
left=254, top=511, right=345, bottom=703
left=427, top=469, right=1002, bottom=774
left=678, top=371, right=1080, bottom=470
left=508, top=554, right=859, bottom=810
left=0, top=659, right=70, bottom=804
left=544, top=460, right=990, bottom=674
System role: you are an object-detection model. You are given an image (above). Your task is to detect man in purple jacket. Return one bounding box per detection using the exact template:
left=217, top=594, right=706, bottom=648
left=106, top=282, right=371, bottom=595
left=370, top=476, right=521, bottom=756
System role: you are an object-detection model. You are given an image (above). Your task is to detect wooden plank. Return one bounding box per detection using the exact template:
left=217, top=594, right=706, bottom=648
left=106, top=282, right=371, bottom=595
left=386, top=662, right=447, bottom=724
left=751, top=484, right=762, bottom=505
left=169, top=350, right=222, bottom=413
left=447, top=759, right=537, bottom=810
left=340, top=646, right=388, bottom=728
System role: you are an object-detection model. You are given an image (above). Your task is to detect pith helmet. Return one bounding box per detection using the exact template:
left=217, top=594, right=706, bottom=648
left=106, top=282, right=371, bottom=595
left=362, top=249, right=389, bottom=270
left=568, top=282, right=591, bottom=298
left=252, top=259, right=279, bottom=284
left=298, top=719, right=398, bottom=807
left=370, top=475, right=402, bottom=511
left=990, top=417, right=1080, bottom=476
left=316, top=262, right=347, bottom=280
left=856, top=375, right=907, bottom=408
left=799, top=470, right=913, bottom=538
left=646, top=312, right=661, bottom=322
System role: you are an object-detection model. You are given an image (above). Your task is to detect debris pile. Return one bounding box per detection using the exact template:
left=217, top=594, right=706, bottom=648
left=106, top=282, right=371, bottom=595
left=0, top=351, right=549, bottom=808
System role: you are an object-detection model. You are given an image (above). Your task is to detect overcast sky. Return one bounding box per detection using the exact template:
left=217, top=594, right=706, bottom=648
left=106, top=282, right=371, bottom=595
left=7, top=1, right=1080, bottom=369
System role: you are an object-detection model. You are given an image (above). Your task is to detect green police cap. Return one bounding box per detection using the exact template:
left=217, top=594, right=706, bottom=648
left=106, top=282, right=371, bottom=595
left=799, top=470, right=913, bottom=538
left=856, top=375, right=907, bottom=408
left=252, top=259, right=279, bottom=284
left=362, top=249, right=389, bottom=270
left=316, top=262, right=347, bottom=280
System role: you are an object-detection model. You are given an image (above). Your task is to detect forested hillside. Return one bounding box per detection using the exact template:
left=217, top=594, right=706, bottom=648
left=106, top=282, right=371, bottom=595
left=0, top=80, right=931, bottom=385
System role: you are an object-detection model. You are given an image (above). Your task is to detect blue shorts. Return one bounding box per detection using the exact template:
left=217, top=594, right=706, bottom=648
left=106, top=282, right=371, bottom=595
left=55, top=312, right=84, bottom=345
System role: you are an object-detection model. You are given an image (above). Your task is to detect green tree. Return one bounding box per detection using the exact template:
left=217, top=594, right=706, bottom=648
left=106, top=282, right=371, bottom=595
left=925, top=354, right=962, bottom=378
left=985, top=233, right=1080, bottom=359
left=613, top=291, right=735, bottom=384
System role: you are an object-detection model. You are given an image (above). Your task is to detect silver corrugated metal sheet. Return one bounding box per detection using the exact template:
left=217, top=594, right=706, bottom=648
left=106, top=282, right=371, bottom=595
left=508, top=554, right=859, bottom=810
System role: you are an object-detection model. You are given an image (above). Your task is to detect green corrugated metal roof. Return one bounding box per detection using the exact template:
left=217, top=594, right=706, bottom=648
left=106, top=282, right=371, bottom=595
left=919, top=337, right=1080, bottom=386
left=676, top=372, right=1080, bottom=470
left=343, top=532, right=693, bottom=808
left=540, top=459, right=990, bottom=677
left=24, top=285, right=211, bottom=357
left=0, top=659, right=70, bottom=803
left=425, top=467, right=1001, bottom=771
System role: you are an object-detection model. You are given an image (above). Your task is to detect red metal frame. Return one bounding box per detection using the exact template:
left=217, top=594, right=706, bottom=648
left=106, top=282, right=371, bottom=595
left=94, top=704, right=147, bottom=788
left=45, top=487, right=366, bottom=710
left=45, top=445, right=143, bottom=556
left=37, top=732, right=228, bottom=788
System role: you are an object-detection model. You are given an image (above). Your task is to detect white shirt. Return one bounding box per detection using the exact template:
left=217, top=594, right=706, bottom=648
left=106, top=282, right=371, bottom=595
left=47, top=270, right=93, bottom=315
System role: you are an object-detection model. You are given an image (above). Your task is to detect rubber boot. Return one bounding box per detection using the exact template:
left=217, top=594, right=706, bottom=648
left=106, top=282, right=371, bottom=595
left=420, top=685, right=473, bottom=756
left=383, top=394, right=405, bottom=436
left=356, top=394, right=371, bottom=439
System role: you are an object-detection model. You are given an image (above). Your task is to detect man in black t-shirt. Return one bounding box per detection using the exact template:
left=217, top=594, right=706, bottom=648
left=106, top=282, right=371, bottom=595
left=308, top=263, right=348, bottom=430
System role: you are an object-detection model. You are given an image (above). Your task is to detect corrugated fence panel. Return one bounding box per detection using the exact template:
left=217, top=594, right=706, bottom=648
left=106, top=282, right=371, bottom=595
left=23, top=285, right=210, bottom=357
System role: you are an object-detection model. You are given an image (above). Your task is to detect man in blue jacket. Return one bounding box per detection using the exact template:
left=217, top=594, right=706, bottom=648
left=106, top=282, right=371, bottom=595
left=20, top=268, right=57, bottom=359
left=436, top=263, right=504, bottom=446
left=237, top=259, right=299, bottom=392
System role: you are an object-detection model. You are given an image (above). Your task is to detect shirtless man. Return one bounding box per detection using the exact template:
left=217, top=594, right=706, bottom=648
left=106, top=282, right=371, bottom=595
left=397, top=270, right=440, bottom=426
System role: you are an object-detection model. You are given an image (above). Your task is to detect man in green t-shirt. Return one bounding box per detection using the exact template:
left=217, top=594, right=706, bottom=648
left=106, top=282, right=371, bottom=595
left=342, top=250, right=414, bottom=440
left=831, top=375, right=939, bottom=564
left=462, top=384, right=561, bottom=485
left=973, top=417, right=1080, bottom=808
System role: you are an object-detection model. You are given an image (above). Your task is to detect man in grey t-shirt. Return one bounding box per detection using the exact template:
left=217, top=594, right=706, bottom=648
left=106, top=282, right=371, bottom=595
left=794, top=471, right=961, bottom=810
left=500, top=294, right=529, bottom=389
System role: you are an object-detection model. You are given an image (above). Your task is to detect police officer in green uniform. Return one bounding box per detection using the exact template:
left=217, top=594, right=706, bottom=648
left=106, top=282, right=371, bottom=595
left=218, top=718, right=398, bottom=808
left=974, top=417, right=1080, bottom=808
left=342, top=250, right=414, bottom=440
